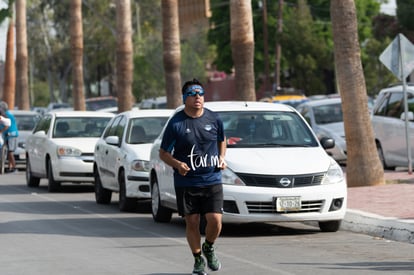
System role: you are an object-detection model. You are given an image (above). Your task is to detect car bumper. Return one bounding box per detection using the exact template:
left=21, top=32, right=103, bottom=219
left=53, top=158, right=94, bottom=182
left=221, top=181, right=347, bottom=223
left=126, top=172, right=150, bottom=199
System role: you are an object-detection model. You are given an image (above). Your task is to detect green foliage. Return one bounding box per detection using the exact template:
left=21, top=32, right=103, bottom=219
left=31, top=81, right=50, bottom=107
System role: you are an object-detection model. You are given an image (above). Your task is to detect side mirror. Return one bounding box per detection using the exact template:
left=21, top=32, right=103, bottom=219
left=320, top=137, right=335, bottom=149
left=105, top=136, right=120, bottom=146
left=400, top=111, right=414, bottom=121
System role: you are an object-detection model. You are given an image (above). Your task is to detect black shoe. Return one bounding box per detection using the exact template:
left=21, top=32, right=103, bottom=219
left=192, top=256, right=207, bottom=275
left=202, top=242, right=221, bottom=271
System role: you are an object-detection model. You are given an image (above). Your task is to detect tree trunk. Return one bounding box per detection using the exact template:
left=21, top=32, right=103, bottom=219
left=3, top=17, right=15, bottom=110
left=116, top=0, right=134, bottom=112
left=330, top=0, right=384, bottom=187
left=70, top=0, right=85, bottom=110
left=230, top=0, right=255, bottom=101
left=162, top=0, right=182, bottom=109
left=15, top=0, right=30, bottom=110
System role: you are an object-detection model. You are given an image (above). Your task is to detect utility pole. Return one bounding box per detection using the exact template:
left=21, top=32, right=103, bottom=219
left=262, top=0, right=270, bottom=93
left=274, top=0, right=283, bottom=94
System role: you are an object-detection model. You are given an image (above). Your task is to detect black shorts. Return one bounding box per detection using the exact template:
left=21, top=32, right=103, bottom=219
left=175, top=184, right=223, bottom=217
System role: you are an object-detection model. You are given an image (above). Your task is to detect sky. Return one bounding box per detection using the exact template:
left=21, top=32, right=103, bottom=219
left=0, top=0, right=398, bottom=62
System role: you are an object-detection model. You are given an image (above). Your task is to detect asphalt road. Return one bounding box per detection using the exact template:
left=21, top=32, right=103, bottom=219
left=0, top=172, right=413, bottom=275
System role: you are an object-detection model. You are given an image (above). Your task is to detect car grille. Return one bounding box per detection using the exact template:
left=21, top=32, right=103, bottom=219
left=81, top=153, right=94, bottom=163
left=236, top=172, right=325, bottom=188
left=246, top=200, right=324, bottom=213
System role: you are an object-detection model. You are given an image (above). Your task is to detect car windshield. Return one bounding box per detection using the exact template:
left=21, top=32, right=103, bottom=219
left=217, top=111, right=318, bottom=148
left=313, top=103, right=343, bottom=124
left=127, top=116, right=170, bottom=144
left=53, top=117, right=112, bottom=138
left=14, top=114, right=41, bottom=131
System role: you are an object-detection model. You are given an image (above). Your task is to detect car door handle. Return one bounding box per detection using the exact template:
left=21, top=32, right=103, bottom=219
left=105, top=150, right=108, bottom=155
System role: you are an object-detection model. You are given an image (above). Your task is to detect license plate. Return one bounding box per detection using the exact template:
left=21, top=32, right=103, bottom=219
left=19, top=153, right=26, bottom=160
left=275, top=196, right=301, bottom=212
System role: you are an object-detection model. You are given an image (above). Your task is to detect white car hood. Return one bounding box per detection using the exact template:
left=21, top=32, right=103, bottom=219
left=54, top=138, right=100, bottom=153
left=124, top=143, right=153, bottom=161
left=226, top=147, right=331, bottom=175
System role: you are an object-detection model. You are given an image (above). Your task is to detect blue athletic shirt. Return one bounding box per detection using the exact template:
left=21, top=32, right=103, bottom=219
left=3, top=110, right=18, bottom=139
left=160, top=108, right=225, bottom=187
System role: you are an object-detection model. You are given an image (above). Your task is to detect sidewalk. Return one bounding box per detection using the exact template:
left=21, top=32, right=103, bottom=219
left=342, top=168, right=414, bottom=244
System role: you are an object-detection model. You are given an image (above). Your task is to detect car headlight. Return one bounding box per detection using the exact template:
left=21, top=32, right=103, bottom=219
left=131, top=160, right=150, bottom=172
left=221, top=167, right=245, bottom=186
left=57, top=146, right=82, bottom=157
left=322, top=158, right=344, bottom=184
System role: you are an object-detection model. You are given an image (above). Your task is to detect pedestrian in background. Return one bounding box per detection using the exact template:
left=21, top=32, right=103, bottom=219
left=159, top=79, right=227, bottom=275
left=0, top=101, right=19, bottom=173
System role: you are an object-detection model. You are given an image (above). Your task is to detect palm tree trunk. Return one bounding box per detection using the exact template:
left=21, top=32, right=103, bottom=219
left=330, top=0, right=384, bottom=186
left=116, top=0, right=134, bottom=112
left=15, top=0, right=30, bottom=110
left=230, top=0, right=255, bottom=101
left=3, top=16, right=15, bottom=110
left=162, top=0, right=182, bottom=108
left=70, top=0, right=85, bottom=110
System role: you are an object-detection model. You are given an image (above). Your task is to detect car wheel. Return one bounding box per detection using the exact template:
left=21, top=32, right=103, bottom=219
left=319, top=220, right=341, bottom=232
left=376, top=143, right=395, bottom=170
left=151, top=177, right=173, bottom=223
left=26, top=156, right=40, bottom=187
left=94, top=168, right=112, bottom=204
left=119, top=170, right=137, bottom=212
left=0, top=144, right=7, bottom=174
left=199, top=214, right=206, bottom=235
left=47, top=160, right=61, bottom=192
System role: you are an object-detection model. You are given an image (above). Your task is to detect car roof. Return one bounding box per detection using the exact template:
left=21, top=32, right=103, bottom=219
left=201, top=101, right=296, bottom=112
left=10, top=110, right=41, bottom=115
left=118, top=109, right=175, bottom=118
left=380, top=83, right=414, bottom=93
left=297, top=97, right=342, bottom=108
left=48, top=110, right=115, bottom=118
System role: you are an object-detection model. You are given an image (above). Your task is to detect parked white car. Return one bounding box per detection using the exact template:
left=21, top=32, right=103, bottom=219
left=296, top=98, right=347, bottom=164
left=10, top=110, right=42, bottom=168
left=93, top=109, right=173, bottom=212
left=25, top=111, right=115, bottom=192
left=149, top=101, right=347, bottom=232
left=371, top=84, right=414, bottom=170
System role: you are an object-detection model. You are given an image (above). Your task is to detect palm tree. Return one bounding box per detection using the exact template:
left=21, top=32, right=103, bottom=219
left=230, top=0, right=255, bottom=101
left=330, top=0, right=384, bottom=186
left=70, top=0, right=85, bottom=110
left=15, top=0, right=29, bottom=110
left=116, top=0, right=134, bottom=112
left=161, top=0, right=181, bottom=108
left=2, top=2, right=15, bottom=109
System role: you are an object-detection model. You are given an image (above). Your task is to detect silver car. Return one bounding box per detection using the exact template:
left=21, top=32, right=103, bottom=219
left=296, top=98, right=347, bottom=164
left=371, top=84, right=414, bottom=170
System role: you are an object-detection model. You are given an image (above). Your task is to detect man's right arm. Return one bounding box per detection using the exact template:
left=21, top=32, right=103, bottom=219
left=159, top=148, right=190, bottom=176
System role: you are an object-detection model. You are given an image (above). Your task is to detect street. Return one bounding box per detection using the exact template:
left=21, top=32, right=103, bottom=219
left=0, top=172, right=413, bottom=275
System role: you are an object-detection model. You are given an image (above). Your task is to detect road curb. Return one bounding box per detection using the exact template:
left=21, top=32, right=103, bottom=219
left=342, top=209, right=414, bottom=244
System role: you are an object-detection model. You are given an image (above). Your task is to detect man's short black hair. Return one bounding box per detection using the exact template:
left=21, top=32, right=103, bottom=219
left=182, top=78, right=203, bottom=95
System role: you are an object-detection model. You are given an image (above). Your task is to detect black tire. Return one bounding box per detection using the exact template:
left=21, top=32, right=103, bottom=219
left=26, top=156, right=40, bottom=187
left=199, top=214, right=206, bottom=235
left=319, top=220, right=341, bottom=232
left=377, top=143, right=395, bottom=170
left=119, top=170, right=137, bottom=212
left=0, top=144, right=7, bottom=174
left=94, top=168, right=112, bottom=204
left=151, top=177, right=173, bottom=223
left=47, top=160, right=61, bottom=192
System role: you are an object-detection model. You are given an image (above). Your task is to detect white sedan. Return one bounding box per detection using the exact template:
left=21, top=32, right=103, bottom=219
left=25, top=111, right=115, bottom=192
left=93, top=109, right=173, bottom=212
left=149, top=101, right=347, bottom=232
